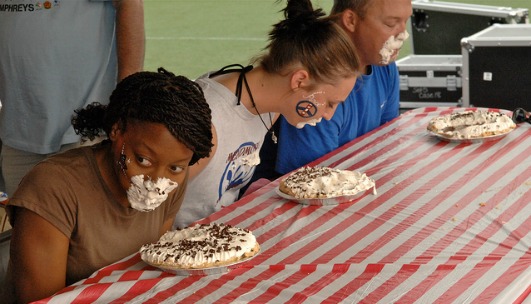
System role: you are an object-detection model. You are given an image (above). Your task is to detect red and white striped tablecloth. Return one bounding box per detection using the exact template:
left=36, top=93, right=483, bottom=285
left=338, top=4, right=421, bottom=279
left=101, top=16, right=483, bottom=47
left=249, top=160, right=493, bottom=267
left=39, top=107, right=531, bottom=303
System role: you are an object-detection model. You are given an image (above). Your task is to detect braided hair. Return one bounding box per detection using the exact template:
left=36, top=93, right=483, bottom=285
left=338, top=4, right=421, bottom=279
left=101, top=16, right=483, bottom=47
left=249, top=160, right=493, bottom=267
left=72, top=68, right=213, bottom=165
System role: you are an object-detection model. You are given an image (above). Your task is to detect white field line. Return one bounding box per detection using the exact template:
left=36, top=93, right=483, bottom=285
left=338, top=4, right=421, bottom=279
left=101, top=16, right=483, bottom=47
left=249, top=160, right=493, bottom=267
left=148, top=36, right=265, bottom=41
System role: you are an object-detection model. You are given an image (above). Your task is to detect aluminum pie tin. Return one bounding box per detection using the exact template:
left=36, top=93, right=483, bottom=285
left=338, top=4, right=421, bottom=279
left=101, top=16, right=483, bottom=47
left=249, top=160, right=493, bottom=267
left=428, top=129, right=513, bottom=144
left=143, top=248, right=260, bottom=276
left=275, top=187, right=373, bottom=206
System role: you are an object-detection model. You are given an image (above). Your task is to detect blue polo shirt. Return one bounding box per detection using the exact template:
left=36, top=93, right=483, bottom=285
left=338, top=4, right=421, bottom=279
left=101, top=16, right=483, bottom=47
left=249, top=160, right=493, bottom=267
left=276, top=63, right=400, bottom=174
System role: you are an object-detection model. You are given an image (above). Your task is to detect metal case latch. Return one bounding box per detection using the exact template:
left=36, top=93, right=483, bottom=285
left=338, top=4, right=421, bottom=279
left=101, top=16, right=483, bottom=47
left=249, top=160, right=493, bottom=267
left=399, top=75, right=409, bottom=91
left=446, top=75, right=457, bottom=91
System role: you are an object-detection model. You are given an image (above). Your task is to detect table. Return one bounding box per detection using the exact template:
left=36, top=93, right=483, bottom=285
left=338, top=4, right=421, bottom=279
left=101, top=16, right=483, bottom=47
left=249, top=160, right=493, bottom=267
left=38, top=107, right=530, bottom=303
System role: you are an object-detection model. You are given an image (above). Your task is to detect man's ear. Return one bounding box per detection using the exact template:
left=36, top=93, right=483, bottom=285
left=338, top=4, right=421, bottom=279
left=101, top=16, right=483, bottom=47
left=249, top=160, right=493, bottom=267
left=341, top=9, right=358, bottom=33
left=290, top=69, right=310, bottom=91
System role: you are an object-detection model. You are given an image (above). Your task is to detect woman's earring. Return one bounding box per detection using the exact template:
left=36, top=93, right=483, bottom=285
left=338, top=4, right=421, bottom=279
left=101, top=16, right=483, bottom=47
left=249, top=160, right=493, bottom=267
left=118, top=143, right=128, bottom=175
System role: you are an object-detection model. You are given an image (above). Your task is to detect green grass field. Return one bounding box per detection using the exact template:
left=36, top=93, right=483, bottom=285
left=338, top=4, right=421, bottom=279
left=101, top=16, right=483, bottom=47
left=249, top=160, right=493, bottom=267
left=144, top=0, right=530, bottom=79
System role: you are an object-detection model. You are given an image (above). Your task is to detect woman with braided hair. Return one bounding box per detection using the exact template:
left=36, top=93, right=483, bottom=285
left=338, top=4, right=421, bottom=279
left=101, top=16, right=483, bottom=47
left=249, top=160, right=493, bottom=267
left=174, top=0, right=361, bottom=228
left=3, top=68, right=213, bottom=303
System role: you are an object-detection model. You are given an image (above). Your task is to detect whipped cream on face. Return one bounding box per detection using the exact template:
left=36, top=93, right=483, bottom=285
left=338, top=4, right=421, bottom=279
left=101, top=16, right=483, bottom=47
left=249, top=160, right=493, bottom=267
left=379, top=30, right=409, bottom=65
left=282, top=166, right=376, bottom=199
left=427, top=110, right=516, bottom=139
left=296, top=117, right=323, bottom=129
left=140, top=223, right=259, bottom=269
left=240, top=150, right=261, bottom=167
left=127, top=174, right=178, bottom=212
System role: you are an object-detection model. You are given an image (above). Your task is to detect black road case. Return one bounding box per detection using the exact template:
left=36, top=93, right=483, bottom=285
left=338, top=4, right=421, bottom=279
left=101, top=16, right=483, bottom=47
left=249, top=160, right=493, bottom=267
left=410, top=0, right=529, bottom=55
left=461, top=24, right=531, bottom=110
left=396, top=55, right=462, bottom=110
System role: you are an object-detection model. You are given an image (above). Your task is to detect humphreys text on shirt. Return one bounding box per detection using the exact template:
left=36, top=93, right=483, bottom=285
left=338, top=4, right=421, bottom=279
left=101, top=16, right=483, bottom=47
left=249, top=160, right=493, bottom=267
left=0, top=0, right=61, bottom=12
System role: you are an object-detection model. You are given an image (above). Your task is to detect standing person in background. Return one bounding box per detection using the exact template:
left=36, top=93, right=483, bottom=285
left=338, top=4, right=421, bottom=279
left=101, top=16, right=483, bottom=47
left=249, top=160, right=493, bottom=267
left=0, top=99, right=4, bottom=193
left=174, top=0, right=361, bottom=228
left=249, top=0, right=412, bottom=185
left=0, top=0, right=145, bottom=196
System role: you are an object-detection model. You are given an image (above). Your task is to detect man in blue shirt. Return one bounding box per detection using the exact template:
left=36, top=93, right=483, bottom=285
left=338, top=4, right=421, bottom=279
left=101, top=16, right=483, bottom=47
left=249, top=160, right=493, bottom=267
left=246, top=0, right=412, bottom=188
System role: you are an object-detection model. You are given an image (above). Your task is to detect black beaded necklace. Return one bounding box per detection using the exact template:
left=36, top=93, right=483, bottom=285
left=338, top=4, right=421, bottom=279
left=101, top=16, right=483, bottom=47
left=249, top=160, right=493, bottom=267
left=210, top=64, right=277, bottom=144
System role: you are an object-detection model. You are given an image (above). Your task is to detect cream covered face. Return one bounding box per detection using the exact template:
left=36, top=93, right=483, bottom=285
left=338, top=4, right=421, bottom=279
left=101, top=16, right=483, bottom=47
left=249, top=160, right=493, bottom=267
left=127, top=174, right=179, bottom=212
left=296, top=117, right=323, bottom=129
left=379, top=30, right=409, bottom=64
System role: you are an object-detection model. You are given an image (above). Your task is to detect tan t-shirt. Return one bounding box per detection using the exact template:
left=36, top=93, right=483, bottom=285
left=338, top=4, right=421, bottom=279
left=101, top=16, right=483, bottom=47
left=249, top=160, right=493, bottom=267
left=7, top=144, right=186, bottom=285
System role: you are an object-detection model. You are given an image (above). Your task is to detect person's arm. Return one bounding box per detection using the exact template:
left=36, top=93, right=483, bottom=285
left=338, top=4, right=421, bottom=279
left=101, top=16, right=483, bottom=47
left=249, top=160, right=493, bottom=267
left=381, top=63, right=400, bottom=124
left=9, top=208, right=69, bottom=303
left=113, top=0, right=145, bottom=81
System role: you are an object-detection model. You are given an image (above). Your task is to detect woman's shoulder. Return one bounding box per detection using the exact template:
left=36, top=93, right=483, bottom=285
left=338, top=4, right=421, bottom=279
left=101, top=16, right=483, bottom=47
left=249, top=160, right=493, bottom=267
left=44, top=145, right=89, bottom=162
left=20, top=146, right=99, bottom=191
left=372, top=62, right=399, bottom=77
left=8, top=145, right=104, bottom=233
left=195, top=72, right=236, bottom=102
